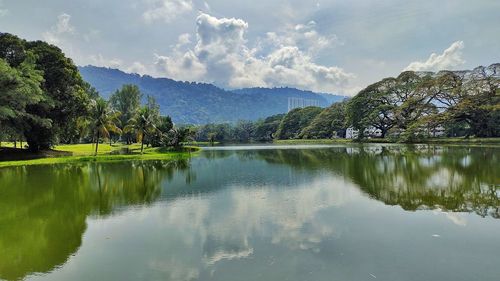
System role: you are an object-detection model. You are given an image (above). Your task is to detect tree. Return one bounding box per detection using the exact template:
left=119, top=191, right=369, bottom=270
left=124, top=106, right=158, bottom=154
left=254, top=114, right=284, bottom=141
left=167, top=126, right=195, bottom=147
left=150, top=115, right=174, bottom=147
left=275, top=107, right=323, bottom=139
left=232, top=120, right=256, bottom=142
left=0, top=33, right=93, bottom=151
left=110, top=84, right=143, bottom=144
left=89, top=98, right=122, bottom=156
left=300, top=102, right=347, bottom=139
left=0, top=55, right=46, bottom=146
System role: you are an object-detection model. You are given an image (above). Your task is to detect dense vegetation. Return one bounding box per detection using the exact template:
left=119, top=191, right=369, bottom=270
left=347, top=65, right=500, bottom=141
left=79, top=66, right=345, bottom=124
left=0, top=33, right=192, bottom=153
left=191, top=64, right=500, bottom=143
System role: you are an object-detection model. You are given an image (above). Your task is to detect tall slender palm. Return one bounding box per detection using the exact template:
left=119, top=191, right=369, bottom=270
left=124, top=106, right=158, bottom=154
left=90, top=98, right=122, bottom=156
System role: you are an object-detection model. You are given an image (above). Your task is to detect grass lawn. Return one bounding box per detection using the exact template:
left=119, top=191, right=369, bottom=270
left=274, top=137, right=500, bottom=145
left=0, top=143, right=200, bottom=168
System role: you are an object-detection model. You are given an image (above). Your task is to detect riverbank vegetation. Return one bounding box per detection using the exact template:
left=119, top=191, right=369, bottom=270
left=190, top=64, right=499, bottom=143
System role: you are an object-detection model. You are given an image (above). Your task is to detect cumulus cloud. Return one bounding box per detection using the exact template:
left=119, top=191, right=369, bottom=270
left=143, top=0, right=193, bottom=23
left=264, top=20, right=341, bottom=55
left=404, top=41, right=465, bottom=71
left=42, top=13, right=75, bottom=45
left=154, top=13, right=354, bottom=93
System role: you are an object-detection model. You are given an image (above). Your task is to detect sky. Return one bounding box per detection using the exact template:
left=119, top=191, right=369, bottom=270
left=1, top=0, right=499, bottom=95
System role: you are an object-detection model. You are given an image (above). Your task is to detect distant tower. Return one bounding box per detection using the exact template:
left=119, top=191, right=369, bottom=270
left=288, top=97, right=320, bottom=112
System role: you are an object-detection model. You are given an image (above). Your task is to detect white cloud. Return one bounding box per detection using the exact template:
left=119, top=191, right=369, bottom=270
left=143, top=0, right=193, bottom=23
left=263, top=20, right=340, bottom=57
left=127, top=61, right=148, bottom=75
left=154, top=13, right=354, bottom=94
left=404, top=41, right=465, bottom=71
left=42, top=13, right=75, bottom=45
left=88, top=54, right=123, bottom=69
left=88, top=54, right=148, bottom=76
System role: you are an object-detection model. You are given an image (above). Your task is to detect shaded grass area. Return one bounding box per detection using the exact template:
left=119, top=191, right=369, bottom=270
left=0, top=143, right=200, bottom=168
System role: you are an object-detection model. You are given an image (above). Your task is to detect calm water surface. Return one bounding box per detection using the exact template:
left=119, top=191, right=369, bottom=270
left=0, top=144, right=499, bottom=281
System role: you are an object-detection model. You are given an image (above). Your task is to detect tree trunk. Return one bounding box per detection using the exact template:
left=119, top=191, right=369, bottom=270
left=95, top=131, right=99, bottom=156
left=141, top=138, right=144, bottom=154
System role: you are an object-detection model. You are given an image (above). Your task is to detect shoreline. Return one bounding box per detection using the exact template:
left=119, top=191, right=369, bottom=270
left=273, top=137, right=500, bottom=145
left=0, top=144, right=200, bottom=168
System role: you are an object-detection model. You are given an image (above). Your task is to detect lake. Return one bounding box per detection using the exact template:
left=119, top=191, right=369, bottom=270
left=0, top=144, right=499, bottom=281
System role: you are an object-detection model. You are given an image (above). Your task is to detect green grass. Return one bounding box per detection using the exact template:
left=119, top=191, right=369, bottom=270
left=53, top=143, right=144, bottom=155
left=274, top=137, right=500, bottom=145
left=0, top=143, right=200, bottom=168
left=273, top=139, right=353, bottom=144
left=419, top=137, right=500, bottom=144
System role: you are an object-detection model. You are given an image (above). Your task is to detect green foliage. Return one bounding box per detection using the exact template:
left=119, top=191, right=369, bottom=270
left=0, top=55, right=46, bottom=133
left=253, top=114, right=284, bottom=141
left=347, top=64, right=500, bottom=140
left=300, top=102, right=347, bottom=139
left=275, top=106, right=323, bottom=139
left=89, top=98, right=122, bottom=155
left=109, top=84, right=143, bottom=144
left=124, top=106, right=159, bottom=153
left=0, top=33, right=93, bottom=150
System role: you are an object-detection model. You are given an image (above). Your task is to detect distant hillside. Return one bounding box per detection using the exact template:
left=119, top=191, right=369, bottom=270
left=79, top=66, right=346, bottom=124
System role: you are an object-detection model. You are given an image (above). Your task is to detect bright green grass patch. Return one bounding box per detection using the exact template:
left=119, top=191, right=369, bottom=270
left=53, top=143, right=146, bottom=156
left=0, top=144, right=201, bottom=168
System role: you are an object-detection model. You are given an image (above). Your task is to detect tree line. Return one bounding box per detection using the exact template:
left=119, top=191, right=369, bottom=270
left=0, top=33, right=191, bottom=153
left=192, top=64, right=499, bottom=142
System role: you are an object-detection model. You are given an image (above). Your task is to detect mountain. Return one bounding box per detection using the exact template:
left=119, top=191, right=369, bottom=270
left=78, top=66, right=347, bottom=124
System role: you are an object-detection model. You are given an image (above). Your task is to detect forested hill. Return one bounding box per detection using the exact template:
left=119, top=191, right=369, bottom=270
left=79, top=65, right=346, bottom=124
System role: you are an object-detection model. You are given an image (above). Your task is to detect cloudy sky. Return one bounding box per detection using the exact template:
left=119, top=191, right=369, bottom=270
left=1, top=0, right=499, bottom=95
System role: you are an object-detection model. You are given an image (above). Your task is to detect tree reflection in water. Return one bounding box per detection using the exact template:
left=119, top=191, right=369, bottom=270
left=0, top=159, right=189, bottom=281
left=253, top=145, right=499, bottom=218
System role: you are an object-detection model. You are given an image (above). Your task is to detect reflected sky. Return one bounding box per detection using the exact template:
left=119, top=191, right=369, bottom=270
left=1, top=144, right=499, bottom=281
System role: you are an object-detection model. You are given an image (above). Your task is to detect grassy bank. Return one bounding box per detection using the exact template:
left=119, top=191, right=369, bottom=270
left=274, top=137, right=500, bottom=145
left=273, top=139, right=353, bottom=145
left=0, top=143, right=200, bottom=168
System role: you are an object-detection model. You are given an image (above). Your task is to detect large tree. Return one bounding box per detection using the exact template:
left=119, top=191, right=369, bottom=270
left=0, top=55, right=46, bottom=139
left=0, top=33, right=93, bottom=151
left=276, top=107, right=323, bottom=139
left=300, top=102, right=347, bottom=139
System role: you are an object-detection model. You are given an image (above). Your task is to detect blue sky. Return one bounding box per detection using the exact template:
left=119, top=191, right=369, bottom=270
left=1, top=0, right=499, bottom=95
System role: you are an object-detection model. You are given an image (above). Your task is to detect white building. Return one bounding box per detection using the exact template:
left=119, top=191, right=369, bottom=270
left=345, top=126, right=382, bottom=139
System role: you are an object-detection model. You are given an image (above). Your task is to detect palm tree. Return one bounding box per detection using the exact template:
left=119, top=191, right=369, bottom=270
left=124, top=106, right=158, bottom=154
left=90, top=98, right=122, bottom=156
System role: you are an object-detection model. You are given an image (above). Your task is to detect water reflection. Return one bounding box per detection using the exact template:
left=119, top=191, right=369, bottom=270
left=0, top=145, right=499, bottom=281
left=251, top=145, right=500, bottom=218
left=0, top=160, right=189, bottom=281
